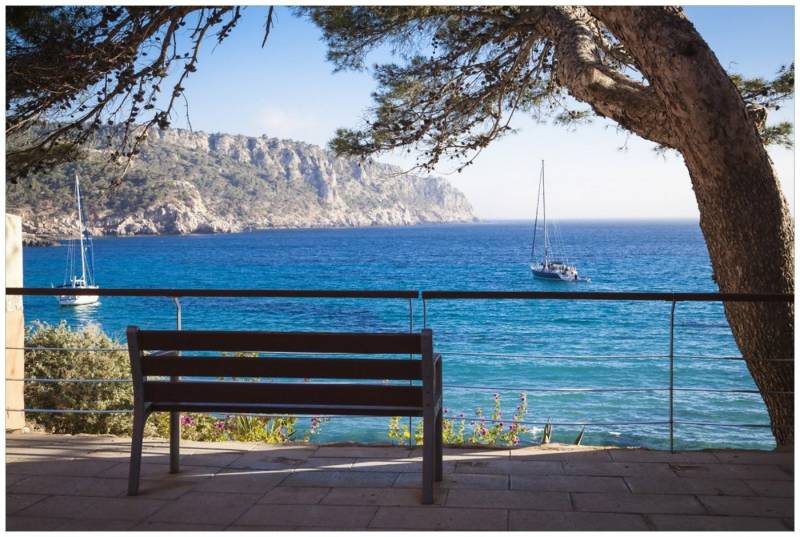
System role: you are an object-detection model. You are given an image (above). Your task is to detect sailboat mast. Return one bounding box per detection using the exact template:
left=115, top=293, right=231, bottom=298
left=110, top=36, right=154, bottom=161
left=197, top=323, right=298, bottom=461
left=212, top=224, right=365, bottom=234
left=541, top=160, right=548, bottom=264
left=75, top=173, right=87, bottom=283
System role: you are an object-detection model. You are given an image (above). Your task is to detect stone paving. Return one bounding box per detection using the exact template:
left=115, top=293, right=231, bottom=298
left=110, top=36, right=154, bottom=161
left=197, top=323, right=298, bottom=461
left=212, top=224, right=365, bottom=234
left=5, top=433, right=794, bottom=531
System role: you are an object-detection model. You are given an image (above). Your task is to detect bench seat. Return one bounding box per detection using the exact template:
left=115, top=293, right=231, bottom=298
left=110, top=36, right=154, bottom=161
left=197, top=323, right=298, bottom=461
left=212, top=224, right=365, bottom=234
left=126, top=327, right=443, bottom=504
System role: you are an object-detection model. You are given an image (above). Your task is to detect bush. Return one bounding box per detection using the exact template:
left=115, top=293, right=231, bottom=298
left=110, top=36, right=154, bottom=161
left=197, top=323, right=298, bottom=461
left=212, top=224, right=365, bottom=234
left=25, top=321, right=134, bottom=435
left=23, top=322, right=324, bottom=442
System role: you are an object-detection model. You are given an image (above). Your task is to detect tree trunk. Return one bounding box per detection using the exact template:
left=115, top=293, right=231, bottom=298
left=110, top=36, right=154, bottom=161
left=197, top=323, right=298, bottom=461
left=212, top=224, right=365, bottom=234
left=590, top=7, right=794, bottom=445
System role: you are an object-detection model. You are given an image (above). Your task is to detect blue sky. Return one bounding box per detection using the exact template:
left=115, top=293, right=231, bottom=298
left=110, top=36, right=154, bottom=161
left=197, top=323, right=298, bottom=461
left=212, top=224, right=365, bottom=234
left=166, top=6, right=795, bottom=220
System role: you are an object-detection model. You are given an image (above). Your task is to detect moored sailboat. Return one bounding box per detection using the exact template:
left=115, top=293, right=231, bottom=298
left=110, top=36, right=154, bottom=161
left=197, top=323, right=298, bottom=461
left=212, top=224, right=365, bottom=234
left=57, top=173, right=99, bottom=306
left=529, top=161, right=585, bottom=282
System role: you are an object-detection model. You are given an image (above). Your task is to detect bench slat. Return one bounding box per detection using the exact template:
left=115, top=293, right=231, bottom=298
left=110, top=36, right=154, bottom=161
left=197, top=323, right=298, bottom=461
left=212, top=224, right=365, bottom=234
left=135, top=330, right=422, bottom=354
left=149, top=402, right=424, bottom=417
left=143, top=381, right=423, bottom=407
left=142, top=356, right=423, bottom=380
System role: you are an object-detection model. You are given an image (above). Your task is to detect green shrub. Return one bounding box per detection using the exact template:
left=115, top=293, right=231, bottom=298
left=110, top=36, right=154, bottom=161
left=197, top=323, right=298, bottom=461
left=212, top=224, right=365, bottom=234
left=25, top=321, right=134, bottom=435
left=23, top=321, right=323, bottom=443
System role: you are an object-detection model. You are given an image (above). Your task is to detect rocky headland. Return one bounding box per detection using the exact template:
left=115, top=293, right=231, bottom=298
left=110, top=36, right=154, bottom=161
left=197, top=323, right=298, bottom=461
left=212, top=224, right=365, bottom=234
left=8, top=127, right=476, bottom=240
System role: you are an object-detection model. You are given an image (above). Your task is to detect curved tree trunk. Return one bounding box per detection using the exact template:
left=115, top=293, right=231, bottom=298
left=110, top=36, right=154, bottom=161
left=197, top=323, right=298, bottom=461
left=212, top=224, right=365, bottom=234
left=587, top=7, right=794, bottom=445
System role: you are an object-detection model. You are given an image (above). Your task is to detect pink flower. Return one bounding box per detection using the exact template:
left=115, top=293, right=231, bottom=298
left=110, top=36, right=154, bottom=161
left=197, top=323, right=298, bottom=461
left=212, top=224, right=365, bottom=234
left=180, top=415, right=193, bottom=426
left=214, top=420, right=225, bottom=430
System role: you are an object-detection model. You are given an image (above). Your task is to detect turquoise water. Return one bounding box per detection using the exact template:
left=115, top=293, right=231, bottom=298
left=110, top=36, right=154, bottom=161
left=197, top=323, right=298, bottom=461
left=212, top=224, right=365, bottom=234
left=21, top=221, right=774, bottom=449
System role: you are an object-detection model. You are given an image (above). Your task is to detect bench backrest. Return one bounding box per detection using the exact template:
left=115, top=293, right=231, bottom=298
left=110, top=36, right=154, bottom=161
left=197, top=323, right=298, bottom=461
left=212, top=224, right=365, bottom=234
left=126, top=327, right=435, bottom=411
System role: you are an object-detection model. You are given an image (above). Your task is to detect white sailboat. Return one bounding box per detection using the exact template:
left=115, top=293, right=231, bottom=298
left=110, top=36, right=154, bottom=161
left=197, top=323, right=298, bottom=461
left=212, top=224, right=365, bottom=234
left=57, top=173, right=99, bottom=306
left=529, top=161, right=586, bottom=282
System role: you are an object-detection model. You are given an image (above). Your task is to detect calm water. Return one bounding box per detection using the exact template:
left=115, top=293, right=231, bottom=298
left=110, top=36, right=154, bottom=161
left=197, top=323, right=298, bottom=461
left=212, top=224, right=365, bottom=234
left=21, top=221, right=774, bottom=449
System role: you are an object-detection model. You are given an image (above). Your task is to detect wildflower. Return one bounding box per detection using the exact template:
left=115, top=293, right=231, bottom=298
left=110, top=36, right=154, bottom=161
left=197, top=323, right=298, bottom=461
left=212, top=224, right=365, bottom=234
left=214, top=420, right=225, bottom=430
left=180, top=415, right=193, bottom=426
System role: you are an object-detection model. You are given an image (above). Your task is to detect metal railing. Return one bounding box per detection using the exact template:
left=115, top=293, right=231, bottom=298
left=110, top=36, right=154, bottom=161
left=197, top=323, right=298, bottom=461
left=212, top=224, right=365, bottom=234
left=6, top=287, right=793, bottom=450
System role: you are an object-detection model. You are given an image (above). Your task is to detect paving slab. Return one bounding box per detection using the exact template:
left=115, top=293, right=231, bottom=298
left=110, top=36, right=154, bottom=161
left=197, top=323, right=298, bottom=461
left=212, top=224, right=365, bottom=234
left=257, top=486, right=330, bottom=505
left=698, top=495, right=794, bottom=518
left=712, top=449, right=795, bottom=466
left=10, top=475, right=128, bottom=497
left=98, top=461, right=219, bottom=480
left=446, top=489, right=571, bottom=511
left=511, top=474, right=629, bottom=493
left=671, top=462, right=792, bottom=481
left=7, top=458, right=119, bottom=477
left=132, top=521, right=228, bottom=531
left=509, top=510, right=651, bottom=531
left=55, top=518, right=139, bottom=530
left=282, top=469, right=399, bottom=488
left=322, top=486, right=447, bottom=506
left=608, top=448, right=719, bottom=464
left=235, top=503, right=378, bottom=529
left=15, top=494, right=167, bottom=521
left=316, top=445, right=411, bottom=459
left=562, top=461, right=677, bottom=478
left=369, top=506, right=508, bottom=530
left=189, top=467, right=288, bottom=494
left=648, top=514, right=790, bottom=531
left=6, top=516, right=70, bottom=531
left=394, top=470, right=508, bottom=490
left=146, top=491, right=262, bottom=526
left=745, top=479, right=795, bottom=497
left=572, top=492, right=707, bottom=514
left=624, top=475, right=754, bottom=496
left=6, top=493, right=47, bottom=515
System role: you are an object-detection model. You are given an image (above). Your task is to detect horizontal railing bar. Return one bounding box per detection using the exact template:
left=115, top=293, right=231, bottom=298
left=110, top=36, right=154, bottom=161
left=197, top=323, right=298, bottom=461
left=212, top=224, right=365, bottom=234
left=422, top=290, right=792, bottom=302
left=442, top=384, right=792, bottom=395
left=10, top=408, right=784, bottom=429
left=441, top=351, right=669, bottom=360
left=6, top=287, right=418, bottom=299
left=8, top=378, right=133, bottom=383
left=7, top=347, right=128, bottom=352
left=440, top=351, right=792, bottom=363
left=7, top=378, right=790, bottom=396
left=7, top=287, right=793, bottom=302
left=8, top=347, right=794, bottom=363
left=674, top=421, right=774, bottom=428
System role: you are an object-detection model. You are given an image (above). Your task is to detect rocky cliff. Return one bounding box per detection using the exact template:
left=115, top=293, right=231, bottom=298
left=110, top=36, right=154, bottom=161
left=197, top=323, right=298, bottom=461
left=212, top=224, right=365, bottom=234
left=8, top=127, right=476, bottom=238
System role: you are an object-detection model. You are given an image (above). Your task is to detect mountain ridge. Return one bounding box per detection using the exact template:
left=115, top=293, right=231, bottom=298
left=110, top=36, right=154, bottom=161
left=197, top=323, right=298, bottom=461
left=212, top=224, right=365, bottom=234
left=8, top=126, right=477, bottom=239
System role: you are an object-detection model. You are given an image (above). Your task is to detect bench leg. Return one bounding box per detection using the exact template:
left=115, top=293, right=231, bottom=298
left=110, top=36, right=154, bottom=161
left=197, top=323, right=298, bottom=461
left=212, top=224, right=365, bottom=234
left=127, top=408, right=147, bottom=496
left=435, top=407, right=443, bottom=482
left=170, top=411, right=180, bottom=474
left=422, top=414, right=436, bottom=504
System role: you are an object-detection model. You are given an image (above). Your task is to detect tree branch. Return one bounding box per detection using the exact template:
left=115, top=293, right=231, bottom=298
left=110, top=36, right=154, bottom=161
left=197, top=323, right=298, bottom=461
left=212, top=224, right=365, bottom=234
left=542, top=7, right=679, bottom=148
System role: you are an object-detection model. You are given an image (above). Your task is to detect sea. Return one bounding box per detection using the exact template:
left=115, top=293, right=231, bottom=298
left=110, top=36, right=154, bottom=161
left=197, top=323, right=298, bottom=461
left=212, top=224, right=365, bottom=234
left=21, top=220, right=775, bottom=450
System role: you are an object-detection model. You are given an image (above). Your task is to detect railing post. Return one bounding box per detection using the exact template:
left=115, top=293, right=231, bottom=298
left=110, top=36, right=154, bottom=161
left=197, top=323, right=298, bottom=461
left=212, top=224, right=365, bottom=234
left=170, top=297, right=182, bottom=473
left=669, top=299, right=676, bottom=453
left=408, top=298, right=414, bottom=448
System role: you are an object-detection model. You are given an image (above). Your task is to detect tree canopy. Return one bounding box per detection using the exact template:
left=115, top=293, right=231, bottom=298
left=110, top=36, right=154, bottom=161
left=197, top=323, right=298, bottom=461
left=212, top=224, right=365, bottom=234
left=6, top=5, right=271, bottom=182
left=5, top=6, right=793, bottom=183
left=303, top=6, right=793, bottom=171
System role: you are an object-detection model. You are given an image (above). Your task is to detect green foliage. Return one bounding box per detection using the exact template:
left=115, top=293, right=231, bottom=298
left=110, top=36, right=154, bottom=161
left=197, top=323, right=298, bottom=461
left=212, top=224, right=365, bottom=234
left=730, top=63, right=794, bottom=148
left=23, top=322, right=325, bottom=444
left=24, top=321, right=133, bottom=435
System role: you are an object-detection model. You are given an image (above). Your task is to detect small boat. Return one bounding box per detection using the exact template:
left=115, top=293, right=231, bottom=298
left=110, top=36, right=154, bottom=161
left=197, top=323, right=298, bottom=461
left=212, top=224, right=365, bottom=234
left=529, top=161, right=585, bottom=282
left=57, top=173, right=99, bottom=306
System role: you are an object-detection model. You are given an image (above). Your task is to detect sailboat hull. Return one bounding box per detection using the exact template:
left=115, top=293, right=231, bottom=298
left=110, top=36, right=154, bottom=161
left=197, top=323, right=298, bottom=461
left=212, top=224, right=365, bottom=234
left=57, top=286, right=99, bottom=306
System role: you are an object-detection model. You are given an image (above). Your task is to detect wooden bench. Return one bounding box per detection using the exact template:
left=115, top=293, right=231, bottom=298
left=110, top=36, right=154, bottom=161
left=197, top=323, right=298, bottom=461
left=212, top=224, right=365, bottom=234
left=126, top=326, right=443, bottom=503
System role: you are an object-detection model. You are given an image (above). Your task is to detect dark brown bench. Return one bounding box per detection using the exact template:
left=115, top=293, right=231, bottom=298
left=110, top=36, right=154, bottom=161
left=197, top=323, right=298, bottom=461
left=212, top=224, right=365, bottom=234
left=126, top=327, right=443, bottom=503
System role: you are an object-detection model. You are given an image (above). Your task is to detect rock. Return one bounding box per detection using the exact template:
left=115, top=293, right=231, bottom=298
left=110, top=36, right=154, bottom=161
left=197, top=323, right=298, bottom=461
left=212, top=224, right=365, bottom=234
left=8, top=126, right=478, bottom=237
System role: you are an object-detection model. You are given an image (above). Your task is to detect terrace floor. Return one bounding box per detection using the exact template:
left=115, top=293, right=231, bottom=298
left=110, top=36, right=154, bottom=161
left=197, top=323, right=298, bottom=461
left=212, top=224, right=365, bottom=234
left=5, top=432, right=794, bottom=531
